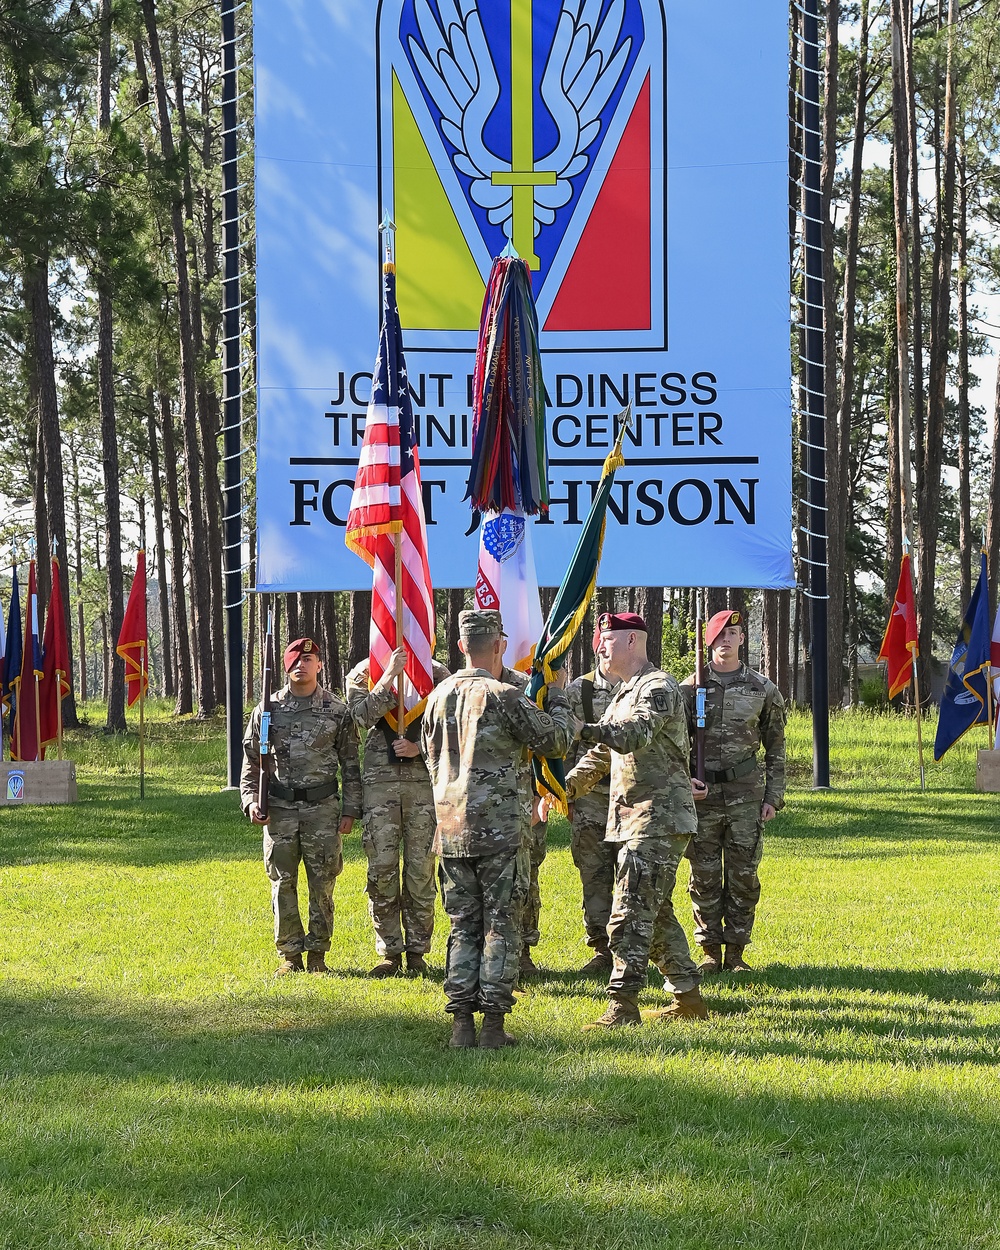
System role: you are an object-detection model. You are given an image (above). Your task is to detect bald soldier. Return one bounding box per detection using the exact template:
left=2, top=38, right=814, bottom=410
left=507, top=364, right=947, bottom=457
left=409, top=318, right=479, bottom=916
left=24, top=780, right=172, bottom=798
left=346, top=646, right=451, bottom=977
left=680, top=609, right=786, bottom=973
left=421, top=610, right=573, bottom=1049
left=241, top=637, right=362, bottom=975
left=560, top=612, right=709, bottom=1027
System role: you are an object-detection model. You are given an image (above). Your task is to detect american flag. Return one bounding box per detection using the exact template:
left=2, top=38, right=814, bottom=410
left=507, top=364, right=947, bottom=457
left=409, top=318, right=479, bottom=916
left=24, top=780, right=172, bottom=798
left=345, top=263, right=435, bottom=731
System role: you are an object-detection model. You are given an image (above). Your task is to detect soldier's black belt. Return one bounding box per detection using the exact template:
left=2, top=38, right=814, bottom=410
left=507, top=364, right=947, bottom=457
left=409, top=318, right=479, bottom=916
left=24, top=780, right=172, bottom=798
left=269, top=781, right=339, bottom=803
left=705, top=755, right=758, bottom=785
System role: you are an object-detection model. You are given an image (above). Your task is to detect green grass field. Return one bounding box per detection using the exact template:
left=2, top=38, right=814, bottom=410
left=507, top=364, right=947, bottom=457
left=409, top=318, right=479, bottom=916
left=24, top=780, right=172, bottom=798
left=1, top=706, right=999, bottom=1249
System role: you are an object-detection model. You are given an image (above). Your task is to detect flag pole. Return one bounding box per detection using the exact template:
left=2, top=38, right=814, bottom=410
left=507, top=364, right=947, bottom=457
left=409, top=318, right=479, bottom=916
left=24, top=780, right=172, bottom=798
left=56, top=669, right=63, bottom=760
left=911, top=656, right=926, bottom=791
left=394, top=533, right=405, bottom=731
left=139, top=642, right=146, bottom=799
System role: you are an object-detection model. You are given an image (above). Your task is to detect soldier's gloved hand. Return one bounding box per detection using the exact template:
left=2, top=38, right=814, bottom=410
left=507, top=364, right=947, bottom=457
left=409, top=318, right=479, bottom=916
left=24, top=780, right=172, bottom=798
left=691, top=777, right=708, bottom=802
left=761, top=802, right=777, bottom=822
left=393, top=737, right=421, bottom=759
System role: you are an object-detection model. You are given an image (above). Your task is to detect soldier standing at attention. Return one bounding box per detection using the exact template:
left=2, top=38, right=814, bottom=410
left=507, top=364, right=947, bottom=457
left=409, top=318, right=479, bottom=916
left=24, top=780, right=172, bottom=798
left=561, top=612, right=709, bottom=1028
left=421, top=610, right=573, bottom=1049
left=565, top=631, right=620, bottom=973
left=346, top=645, right=450, bottom=977
left=681, top=609, right=786, bottom=974
left=241, top=637, right=361, bottom=976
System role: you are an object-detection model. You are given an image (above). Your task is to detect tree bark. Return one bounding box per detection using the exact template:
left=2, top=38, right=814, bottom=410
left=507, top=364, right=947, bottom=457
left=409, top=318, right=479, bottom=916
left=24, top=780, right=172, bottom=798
left=917, top=0, right=959, bottom=674
left=145, top=391, right=174, bottom=698
left=347, top=590, right=371, bottom=668
left=158, top=388, right=193, bottom=714
left=142, top=0, right=215, bottom=714
left=956, top=137, right=972, bottom=606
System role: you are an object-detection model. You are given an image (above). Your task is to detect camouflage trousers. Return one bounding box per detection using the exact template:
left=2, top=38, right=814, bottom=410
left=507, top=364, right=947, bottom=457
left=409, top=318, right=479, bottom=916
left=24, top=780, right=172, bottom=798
left=686, top=799, right=764, bottom=947
left=518, top=820, right=547, bottom=949
left=439, top=849, right=528, bottom=1014
left=263, top=799, right=344, bottom=955
left=569, top=796, right=616, bottom=951
left=609, top=836, right=700, bottom=1001
left=360, top=777, right=437, bottom=956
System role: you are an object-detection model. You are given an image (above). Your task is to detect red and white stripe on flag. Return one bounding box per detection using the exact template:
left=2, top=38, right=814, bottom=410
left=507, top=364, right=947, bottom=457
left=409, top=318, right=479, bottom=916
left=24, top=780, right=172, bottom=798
left=345, top=268, right=435, bottom=732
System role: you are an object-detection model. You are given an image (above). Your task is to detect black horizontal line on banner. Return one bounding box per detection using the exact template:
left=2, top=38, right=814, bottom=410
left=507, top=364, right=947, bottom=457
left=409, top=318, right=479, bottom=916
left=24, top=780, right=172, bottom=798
left=288, top=456, right=761, bottom=468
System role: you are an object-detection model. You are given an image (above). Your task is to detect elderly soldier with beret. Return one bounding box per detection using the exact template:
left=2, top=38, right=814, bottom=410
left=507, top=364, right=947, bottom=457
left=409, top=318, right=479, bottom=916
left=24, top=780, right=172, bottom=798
left=564, top=629, right=620, bottom=973
left=241, top=637, right=362, bottom=976
left=680, top=609, right=786, bottom=974
left=561, top=611, right=709, bottom=1028
left=421, top=609, right=573, bottom=1049
left=346, top=644, right=451, bottom=977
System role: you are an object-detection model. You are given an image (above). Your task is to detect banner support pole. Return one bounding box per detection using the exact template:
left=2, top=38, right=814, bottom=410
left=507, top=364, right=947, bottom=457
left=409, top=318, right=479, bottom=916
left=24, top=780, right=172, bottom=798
left=222, top=0, right=245, bottom=789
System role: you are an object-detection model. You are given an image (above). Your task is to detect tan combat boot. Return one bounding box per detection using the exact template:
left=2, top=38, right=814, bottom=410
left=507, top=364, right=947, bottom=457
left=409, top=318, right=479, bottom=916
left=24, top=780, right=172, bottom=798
left=449, top=1011, right=477, bottom=1049
left=578, top=945, right=613, bottom=975
left=368, top=955, right=403, bottom=978
left=647, top=987, right=709, bottom=1021
left=724, top=946, right=753, bottom=973
left=698, top=944, right=723, bottom=975
left=583, top=996, right=641, bottom=1029
left=519, top=947, right=540, bottom=978
left=406, top=952, right=430, bottom=975
left=306, top=951, right=328, bottom=974
left=275, top=953, right=304, bottom=977
left=479, top=1012, right=518, bottom=1048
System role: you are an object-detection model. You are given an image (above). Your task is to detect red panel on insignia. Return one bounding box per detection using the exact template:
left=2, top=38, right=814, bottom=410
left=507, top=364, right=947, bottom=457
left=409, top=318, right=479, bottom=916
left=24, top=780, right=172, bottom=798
left=544, top=75, right=651, bottom=332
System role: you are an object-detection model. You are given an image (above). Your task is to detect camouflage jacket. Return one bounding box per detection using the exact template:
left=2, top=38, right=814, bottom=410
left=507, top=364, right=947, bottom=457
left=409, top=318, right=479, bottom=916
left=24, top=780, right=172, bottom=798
left=681, top=664, right=786, bottom=810
left=240, top=684, right=362, bottom=818
left=421, top=669, right=571, bottom=857
left=345, top=657, right=451, bottom=785
left=565, top=661, right=697, bottom=842
left=566, top=666, right=620, bottom=822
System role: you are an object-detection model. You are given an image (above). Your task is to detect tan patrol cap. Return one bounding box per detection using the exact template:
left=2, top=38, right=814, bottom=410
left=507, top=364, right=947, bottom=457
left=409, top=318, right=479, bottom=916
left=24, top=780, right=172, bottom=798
left=458, top=609, right=506, bottom=638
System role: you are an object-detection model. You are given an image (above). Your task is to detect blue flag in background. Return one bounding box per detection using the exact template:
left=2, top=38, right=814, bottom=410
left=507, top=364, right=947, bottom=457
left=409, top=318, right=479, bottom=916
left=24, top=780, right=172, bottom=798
left=2, top=566, right=22, bottom=713
left=934, top=554, right=992, bottom=760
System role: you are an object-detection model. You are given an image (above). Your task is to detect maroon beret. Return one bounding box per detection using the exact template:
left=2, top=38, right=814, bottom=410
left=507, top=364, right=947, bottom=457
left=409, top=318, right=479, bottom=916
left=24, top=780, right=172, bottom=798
left=705, top=610, right=744, bottom=650
left=283, top=636, right=321, bottom=670
left=597, top=611, right=647, bottom=634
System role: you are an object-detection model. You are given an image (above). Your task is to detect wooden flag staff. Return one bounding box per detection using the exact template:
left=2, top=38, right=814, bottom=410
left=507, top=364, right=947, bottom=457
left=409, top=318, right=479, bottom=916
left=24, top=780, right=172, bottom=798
left=905, top=537, right=926, bottom=791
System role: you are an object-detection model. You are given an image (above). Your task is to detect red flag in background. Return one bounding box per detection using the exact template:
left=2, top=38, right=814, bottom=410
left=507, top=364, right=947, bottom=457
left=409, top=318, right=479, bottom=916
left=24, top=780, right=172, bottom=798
left=39, top=556, right=71, bottom=756
left=878, top=553, right=919, bottom=698
left=12, top=559, right=43, bottom=761
left=117, top=551, right=148, bottom=707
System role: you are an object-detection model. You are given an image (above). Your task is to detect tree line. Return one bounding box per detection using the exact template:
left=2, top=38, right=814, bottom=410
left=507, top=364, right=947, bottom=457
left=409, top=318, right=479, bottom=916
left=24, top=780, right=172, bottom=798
left=1, top=0, right=998, bottom=729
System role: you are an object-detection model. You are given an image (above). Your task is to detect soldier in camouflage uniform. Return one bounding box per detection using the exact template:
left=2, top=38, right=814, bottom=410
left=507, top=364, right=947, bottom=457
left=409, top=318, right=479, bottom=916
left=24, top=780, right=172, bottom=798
left=421, top=610, right=573, bottom=1049
left=346, top=646, right=450, bottom=977
left=495, top=663, right=547, bottom=979
left=565, top=635, right=620, bottom=973
left=679, top=609, right=786, bottom=974
left=241, top=637, right=362, bottom=975
left=563, top=611, right=709, bottom=1028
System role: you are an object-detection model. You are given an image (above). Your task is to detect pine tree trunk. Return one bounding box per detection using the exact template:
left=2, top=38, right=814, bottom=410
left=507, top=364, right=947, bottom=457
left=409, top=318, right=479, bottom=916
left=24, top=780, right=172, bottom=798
left=347, top=590, right=371, bottom=668
left=158, top=389, right=193, bottom=714
left=145, top=392, right=174, bottom=698
left=446, top=589, right=465, bottom=672
left=917, top=0, right=959, bottom=675
left=70, top=445, right=87, bottom=702
left=142, top=0, right=215, bottom=714
left=956, top=138, right=972, bottom=607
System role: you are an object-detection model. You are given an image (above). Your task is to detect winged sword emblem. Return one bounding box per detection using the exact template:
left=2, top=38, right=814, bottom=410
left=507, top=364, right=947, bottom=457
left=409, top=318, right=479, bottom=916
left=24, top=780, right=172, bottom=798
left=407, top=0, right=633, bottom=260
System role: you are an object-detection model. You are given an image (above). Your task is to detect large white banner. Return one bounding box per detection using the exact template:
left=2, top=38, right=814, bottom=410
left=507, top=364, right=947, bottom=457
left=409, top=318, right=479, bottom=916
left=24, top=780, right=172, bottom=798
left=254, top=0, right=794, bottom=591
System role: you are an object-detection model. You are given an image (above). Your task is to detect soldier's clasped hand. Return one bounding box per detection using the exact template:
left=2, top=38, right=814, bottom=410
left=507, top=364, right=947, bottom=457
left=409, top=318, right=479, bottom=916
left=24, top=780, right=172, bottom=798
left=393, top=737, right=421, bottom=759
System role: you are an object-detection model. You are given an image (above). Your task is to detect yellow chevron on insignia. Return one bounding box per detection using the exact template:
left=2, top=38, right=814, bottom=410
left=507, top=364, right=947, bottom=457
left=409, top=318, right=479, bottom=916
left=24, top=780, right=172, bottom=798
left=392, top=73, right=484, bottom=330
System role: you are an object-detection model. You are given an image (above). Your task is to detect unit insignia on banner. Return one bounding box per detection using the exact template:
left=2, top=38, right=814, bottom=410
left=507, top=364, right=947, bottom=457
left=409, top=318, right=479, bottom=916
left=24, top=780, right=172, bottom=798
left=378, top=0, right=665, bottom=347
left=483, top=512, right=525, bottom=563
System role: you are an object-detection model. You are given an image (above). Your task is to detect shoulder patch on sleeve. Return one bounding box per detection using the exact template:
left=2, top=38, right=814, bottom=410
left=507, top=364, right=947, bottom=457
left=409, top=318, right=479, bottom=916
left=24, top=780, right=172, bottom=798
left=651, top=690, right=669, bottom=713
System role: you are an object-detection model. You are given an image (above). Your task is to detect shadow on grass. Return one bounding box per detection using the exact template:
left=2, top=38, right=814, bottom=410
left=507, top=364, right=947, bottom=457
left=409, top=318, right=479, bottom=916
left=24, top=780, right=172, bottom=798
left=0, top=797, right=368, bottom=869
left=0, top=985, right=998, bottom=1249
